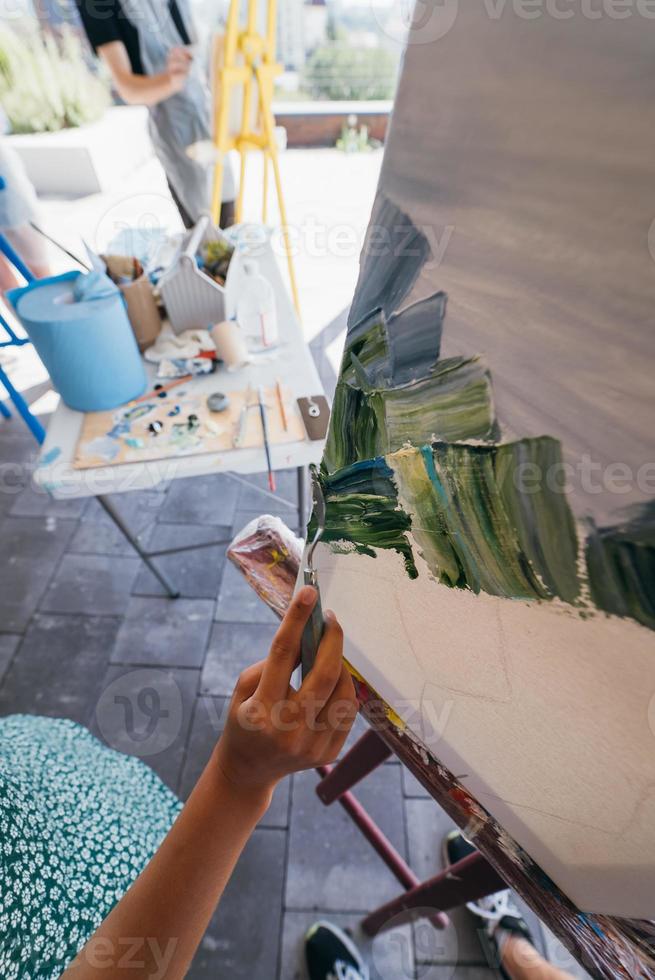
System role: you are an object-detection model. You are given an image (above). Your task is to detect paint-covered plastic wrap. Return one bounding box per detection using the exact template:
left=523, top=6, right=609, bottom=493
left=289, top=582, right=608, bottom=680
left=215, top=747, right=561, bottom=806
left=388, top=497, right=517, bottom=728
left=227, top=515, right=301, bottom=619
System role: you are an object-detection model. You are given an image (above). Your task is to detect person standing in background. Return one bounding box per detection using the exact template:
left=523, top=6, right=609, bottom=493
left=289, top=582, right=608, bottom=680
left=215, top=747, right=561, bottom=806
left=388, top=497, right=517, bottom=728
left=75, top=0, right=236, bottom=229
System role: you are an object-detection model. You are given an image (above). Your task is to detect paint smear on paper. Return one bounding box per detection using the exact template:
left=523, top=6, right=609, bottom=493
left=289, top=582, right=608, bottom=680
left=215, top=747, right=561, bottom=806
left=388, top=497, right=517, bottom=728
left=80, top=435, right=120, bottom=462
left=586, top=503, right=655, bottom=630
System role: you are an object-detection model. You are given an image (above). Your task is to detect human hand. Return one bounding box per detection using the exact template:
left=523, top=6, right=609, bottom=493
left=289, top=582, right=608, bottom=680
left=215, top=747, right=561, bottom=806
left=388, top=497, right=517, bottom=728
left=212, top=587, right=358, bottom=798
left=166, top=46, right=192, bottom=94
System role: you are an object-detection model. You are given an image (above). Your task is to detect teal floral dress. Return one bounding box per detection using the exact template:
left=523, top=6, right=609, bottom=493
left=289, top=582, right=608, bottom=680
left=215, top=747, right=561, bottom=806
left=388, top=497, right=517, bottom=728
left=0, top=715, right=182, bottom=979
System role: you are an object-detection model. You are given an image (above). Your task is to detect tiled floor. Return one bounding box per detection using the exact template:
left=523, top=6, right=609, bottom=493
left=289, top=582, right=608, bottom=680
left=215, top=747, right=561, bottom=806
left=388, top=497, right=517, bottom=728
left=0, top=341, right=587, bottom=979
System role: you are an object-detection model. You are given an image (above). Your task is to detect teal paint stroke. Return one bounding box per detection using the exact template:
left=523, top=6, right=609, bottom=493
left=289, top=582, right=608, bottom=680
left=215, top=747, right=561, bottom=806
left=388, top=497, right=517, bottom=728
left=312, top=458, right=418, bottom=579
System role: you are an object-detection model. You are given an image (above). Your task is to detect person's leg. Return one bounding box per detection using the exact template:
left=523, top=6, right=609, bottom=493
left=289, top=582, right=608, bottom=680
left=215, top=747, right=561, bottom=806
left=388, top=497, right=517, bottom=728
left=166, top=176, right=195, bottom=230
left=4, top=225, right=50, bottom=280
left=219, top=199, right=235, bottom=229
left=166, top=177, right=235, bottom=230
left=0, top=252, right=20, bottom=290
left=501, top=933, right=574, bottom=980
left=443, top=831, right=575, bottom=980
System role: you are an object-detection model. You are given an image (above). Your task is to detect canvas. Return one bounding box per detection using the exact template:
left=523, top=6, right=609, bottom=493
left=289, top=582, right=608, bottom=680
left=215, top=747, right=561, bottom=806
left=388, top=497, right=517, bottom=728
left=313, top=4, right=655, bottom=918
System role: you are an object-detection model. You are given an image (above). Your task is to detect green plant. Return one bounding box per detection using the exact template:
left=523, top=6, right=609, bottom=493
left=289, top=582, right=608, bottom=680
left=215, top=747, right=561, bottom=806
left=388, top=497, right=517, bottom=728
left=302, top=42, right=397, bottom=102
left=336, top=116, right=379, bottom=153
left=0, top=24, right=110, bottom=134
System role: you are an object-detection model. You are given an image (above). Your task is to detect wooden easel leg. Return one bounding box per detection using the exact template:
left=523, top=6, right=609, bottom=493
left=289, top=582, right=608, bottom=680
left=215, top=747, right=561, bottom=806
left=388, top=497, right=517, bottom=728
left=315, top=764, right=449, bottom=931
left=316, top=728, right=392, bottom=804
left=362, top=852, right=506, bottom=936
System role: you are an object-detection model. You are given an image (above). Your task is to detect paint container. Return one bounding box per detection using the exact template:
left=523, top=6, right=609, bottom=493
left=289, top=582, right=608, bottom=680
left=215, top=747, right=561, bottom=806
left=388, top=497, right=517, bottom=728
left=236, top=260, right=278, bottom=351
left=210, top=319, right=248, bottom=368
left=8, top=271, right=146, bottom=412
left=102, top=254, right=162, bottom=352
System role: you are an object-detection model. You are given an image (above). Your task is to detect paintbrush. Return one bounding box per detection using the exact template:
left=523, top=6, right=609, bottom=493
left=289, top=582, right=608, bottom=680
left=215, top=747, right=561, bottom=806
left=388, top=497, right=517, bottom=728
left=257, top=385, right=276, bottom=492
left=131, top=375, right=192, bottom=405
left=275, top=377, right=288, bottom=430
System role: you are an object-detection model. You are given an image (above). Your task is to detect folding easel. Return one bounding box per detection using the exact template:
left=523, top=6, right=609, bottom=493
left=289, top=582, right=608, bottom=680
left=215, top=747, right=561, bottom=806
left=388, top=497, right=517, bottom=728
left=209, top=0, right=300, bottom=315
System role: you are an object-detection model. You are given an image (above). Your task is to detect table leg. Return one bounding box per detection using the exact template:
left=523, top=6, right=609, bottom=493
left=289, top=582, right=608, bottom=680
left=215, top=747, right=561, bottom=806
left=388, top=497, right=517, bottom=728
left=97, top=495, right=180, bottom=599
left=297, top=465, right=308, bottom=534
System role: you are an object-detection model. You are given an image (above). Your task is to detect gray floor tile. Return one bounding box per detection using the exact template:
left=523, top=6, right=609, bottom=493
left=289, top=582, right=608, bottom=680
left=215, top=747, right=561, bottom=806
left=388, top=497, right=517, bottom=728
left=402, top=766, right=431, bottom=798
left=0, top=633, right=20, bottom=686
left=0, top=421, right=40, bottom=454
left=0, top=447, right=32, bottom=517
left=0, top=486, right=21, bottom=519
left=0, top=515, right=76, bottom=561
left=159, top=473, right=239, bottom=526
left=0, top=555, right=57, bottom=631
left=0, top=614, right=120, bottom=723
left=69, top=492, right=164, bottom=556
left=405, top=798, right=489, bottom=966
left=237, top=467, right=299, bottom=520
left=286, top=764, right=406, bottom=913
left=40, top=553, right=140, bottom=616
left=178, top=696, right=290, bottom=827
left=132, top=524, right=230, bottom=598
left=111, top=596, right=214, bottom=667
left=280, top=911, right=415, bottom=980
left=200, top=622, right=277, bottom=697
left=189, top=828, right=285, bottom=980
left=88, top=663, right=198, bottom=792
left=9, top=482, right=87, bottom=518
left=215, top=559, right=279, bottom=624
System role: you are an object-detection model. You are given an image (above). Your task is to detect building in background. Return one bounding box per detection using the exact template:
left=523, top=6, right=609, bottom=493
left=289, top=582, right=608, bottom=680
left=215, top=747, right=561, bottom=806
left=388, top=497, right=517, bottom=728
left=277, top=0, right=305, bottom=70
left=303, top=0, right=327, bottom=54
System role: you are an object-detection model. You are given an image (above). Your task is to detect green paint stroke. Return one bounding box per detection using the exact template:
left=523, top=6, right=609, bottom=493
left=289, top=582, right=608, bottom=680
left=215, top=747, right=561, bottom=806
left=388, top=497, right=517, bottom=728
left=311, top=459, right=418, bottom=579
left=586, top=504, right=655, bottom=630
left=389, top=437, right=580, bottom=602
left=323, top=313, right=496, bottom=474
left=366, top=355, right=496, bottom=454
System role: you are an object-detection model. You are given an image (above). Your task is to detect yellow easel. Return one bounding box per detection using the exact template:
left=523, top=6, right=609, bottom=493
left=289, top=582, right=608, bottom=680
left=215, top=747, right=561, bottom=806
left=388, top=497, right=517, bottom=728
left=210, top=0, right=300, bottom=315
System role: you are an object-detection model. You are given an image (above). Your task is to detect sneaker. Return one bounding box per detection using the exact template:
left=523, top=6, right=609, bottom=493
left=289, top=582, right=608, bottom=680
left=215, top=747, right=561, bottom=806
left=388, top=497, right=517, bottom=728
left=442, top=830, right=534, bottom=979
left=305, top=921, right=369, bottom=980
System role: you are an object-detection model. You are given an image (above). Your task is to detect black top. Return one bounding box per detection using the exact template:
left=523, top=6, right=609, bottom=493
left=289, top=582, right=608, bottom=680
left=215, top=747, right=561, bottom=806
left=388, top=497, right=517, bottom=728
left=76, top=0, right=191, bottom=75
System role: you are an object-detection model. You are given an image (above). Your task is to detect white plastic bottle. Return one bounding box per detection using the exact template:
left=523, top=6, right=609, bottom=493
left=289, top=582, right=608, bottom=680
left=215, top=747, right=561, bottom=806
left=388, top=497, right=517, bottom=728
left=236, top=259, right=279, bottom=350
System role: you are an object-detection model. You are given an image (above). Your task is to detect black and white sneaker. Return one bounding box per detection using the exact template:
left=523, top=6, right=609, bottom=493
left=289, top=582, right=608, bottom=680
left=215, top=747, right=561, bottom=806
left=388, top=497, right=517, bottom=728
left=305, top=921, right=369, bottom=980
left=442, top=830, right=535, bottom=980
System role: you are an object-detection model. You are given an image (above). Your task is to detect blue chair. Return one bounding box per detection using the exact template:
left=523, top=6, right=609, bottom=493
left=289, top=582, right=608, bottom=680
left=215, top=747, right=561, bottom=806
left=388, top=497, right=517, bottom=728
left=0, top=175, right=46, bottom=444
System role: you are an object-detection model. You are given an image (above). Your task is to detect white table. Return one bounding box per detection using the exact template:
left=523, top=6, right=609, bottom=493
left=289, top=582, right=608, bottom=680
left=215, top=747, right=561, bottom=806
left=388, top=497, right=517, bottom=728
left=33, top=238, right=326, bottom=596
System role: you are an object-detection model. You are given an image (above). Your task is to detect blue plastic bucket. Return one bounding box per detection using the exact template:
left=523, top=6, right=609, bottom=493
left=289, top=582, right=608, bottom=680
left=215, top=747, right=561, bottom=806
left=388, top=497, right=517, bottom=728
left=9, top=271, right=146, bottom=412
